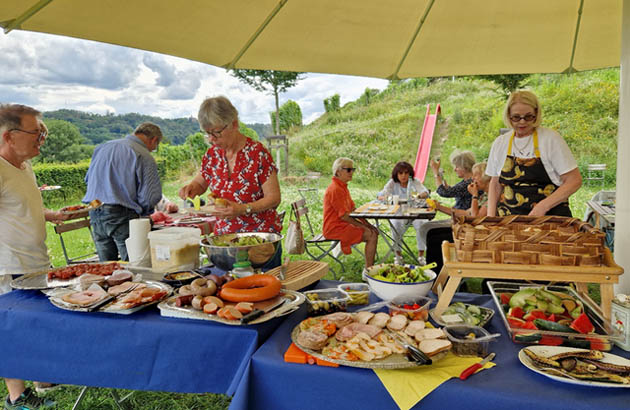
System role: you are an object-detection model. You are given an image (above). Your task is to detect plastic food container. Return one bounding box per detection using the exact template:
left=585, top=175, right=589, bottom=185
left=148, top=227, right=201, bottom=272
left=444, top=325, right=499, bottom=357
left=303, top=288, right=350, bottom=316
left=388, top=295, right=432, bottom=320
left=337, top=283, right=370, bottom=305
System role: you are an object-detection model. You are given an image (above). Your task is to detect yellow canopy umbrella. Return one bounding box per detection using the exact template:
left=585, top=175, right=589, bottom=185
left=0, top=0, right=622, bottom=79
left=2, top=0, right=630, bottom=294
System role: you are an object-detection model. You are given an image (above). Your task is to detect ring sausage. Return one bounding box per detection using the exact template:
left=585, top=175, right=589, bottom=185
left=219, top=274, right=281, bottom=302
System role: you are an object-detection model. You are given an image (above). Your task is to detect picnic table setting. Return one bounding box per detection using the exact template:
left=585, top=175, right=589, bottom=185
left=2, top=209, right=630, bottom=410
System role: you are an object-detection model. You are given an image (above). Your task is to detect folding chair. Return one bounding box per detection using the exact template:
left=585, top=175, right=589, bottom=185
left=291, top=199, right=345, bottom=279
left=54, top=217, right=99, bottom=265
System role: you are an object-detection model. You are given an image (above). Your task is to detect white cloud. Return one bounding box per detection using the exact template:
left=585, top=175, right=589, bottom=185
left=0, top=31, right=388, bottom=126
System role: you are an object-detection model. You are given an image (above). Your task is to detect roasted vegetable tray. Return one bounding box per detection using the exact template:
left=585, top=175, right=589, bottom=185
left=487, top=281, right=622, bottom=351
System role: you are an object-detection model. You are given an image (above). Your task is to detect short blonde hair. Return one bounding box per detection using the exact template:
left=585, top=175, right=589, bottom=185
left=503, top=90, right=542, bottom=128
left=449, top=150, right=475, bottom=172
left=332, top=157, right=354, bottom=176
left=198, top=96, right=239, bottom=130
left=472, top=162, right=491, bottom=184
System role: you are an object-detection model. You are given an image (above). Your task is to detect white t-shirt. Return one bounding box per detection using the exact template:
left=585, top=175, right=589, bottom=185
left=486, top=127, right=578, bottom=186
left=0, top=157, right=50, bottom=279
left=379, top=178, right=429, bottom=200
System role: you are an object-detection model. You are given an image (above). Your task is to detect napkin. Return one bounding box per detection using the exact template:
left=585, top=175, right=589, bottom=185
left=373, top=353, right=496, bottom=410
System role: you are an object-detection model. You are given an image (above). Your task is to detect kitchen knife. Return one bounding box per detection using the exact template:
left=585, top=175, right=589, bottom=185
left=459, top=352, right=495, bottom=380
left=240, top=297, right=287, bottom=324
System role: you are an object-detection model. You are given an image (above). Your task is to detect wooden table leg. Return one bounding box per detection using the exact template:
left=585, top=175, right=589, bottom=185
left=600, top=284, right=614, bottom=321
left=432, top=265, right=449, bottom=295
left=434, top=275, right=462, bottom=316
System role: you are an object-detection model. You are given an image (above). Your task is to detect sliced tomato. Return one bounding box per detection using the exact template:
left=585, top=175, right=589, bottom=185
left=507, top=306, right=525, bottom=319
left=522, top=320, right=538, bottom=330
left=546, top=313, right=557, bottom=322
left=523, top=310, right=547, bottom=321
left=500, top=293, right=512, bottom=305
left=588, top=337, right=611, bottom=351
left=507, top=317, right=527, bottom=329
left=570, top=313, right=595, bottom=334
left=539, top=335, right=564, bottom=346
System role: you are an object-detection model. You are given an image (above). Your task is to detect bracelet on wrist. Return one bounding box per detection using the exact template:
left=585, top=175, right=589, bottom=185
left=472, top=196, right=479, bottom=200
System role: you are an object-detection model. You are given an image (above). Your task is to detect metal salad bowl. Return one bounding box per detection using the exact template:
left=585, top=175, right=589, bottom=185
left=200, top=232, right=282, bottom=271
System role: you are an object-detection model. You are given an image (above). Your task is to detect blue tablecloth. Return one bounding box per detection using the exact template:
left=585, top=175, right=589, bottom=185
left=0, top=284, right=284, bottom=395
left=230, top=281, right=630, bottom=410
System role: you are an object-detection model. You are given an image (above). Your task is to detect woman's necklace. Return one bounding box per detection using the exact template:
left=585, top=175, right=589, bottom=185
left=512, top=134, right=533, bottom=157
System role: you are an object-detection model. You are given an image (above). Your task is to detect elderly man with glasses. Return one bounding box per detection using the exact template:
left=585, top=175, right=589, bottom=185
left=0, top=104, right=69, bottom=409
left=83, top=122, right=163, bottom=261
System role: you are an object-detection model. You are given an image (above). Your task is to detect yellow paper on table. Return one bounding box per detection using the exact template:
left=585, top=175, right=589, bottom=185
left=374, top=352, right=495, bottom=410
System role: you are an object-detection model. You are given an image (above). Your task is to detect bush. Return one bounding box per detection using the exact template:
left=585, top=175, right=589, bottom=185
left=270, top=100, right=303, bottom=134
left=323, top=94, right=341, bottom=113
left=34, top=161, right=90, bottom=196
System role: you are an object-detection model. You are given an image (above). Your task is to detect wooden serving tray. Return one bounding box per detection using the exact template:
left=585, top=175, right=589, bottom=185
left=266, top=260, right=328, bottom=290
left=433, top=242, right=624, bottom=321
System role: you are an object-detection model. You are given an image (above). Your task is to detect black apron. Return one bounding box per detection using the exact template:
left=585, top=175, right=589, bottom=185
left=498, top=130, right=572, bottom=217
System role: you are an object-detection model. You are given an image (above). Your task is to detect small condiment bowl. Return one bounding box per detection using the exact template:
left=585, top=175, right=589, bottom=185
left=443, top=325, right=500, bottom=357
left=162, top=270, right=201, bottom=287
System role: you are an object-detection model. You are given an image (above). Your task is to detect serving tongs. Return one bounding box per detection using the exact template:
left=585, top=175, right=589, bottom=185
left=387, top=330, right=432, bottom=365
left=86, top=283, right=141, bottom=312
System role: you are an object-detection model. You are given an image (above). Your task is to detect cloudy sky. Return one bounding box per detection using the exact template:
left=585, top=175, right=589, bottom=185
left=0, top=31, right=388, bottom=124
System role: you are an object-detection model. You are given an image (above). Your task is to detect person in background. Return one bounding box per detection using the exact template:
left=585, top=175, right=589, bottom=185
left=83, top=122, right=163, bottom=261
left=0, top=104, right=69, bottom=409
left=377, top=161, right=429, bottom=265
left=178, top=96, right=282, bottom=268
left=430, top=150, right=476, bottom=210
left=486, top=90, right=582, bottom=216
left=323, top=157, right=378, bottom=277
left=430, top=162, right=490, bottom=218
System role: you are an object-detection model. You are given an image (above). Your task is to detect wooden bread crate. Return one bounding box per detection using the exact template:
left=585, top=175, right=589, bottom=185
left=452, top=215, right=606, bottom=266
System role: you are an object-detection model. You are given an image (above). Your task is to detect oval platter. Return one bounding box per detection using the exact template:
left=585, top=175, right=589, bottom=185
left=291, top=325, right=447, bottom=369
left=519, top=345, right=630, bottom=388
left=157, top=289, right=304, bottom=325
left=47, top=280, right=172, bottom=315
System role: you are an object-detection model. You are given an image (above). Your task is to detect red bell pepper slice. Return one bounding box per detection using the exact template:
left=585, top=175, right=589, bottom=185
left=500, top=293, right=511, bottom=305
left=508, top=306, right=525, bottom=319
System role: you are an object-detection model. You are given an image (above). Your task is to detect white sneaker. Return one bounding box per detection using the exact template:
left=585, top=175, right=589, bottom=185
left=417, top=256, right=427, bottom=266
left=394, top=255, right=403, bottom=265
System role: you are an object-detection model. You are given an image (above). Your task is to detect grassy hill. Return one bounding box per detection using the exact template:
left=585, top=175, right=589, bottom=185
left=287, top=69, right=619, bottom=191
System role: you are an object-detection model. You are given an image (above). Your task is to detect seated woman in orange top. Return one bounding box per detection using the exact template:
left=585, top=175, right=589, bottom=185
left=322, top=157, right=378, bottom=273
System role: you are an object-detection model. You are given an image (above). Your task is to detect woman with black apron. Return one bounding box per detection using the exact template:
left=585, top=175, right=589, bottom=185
left=486, top=90, right=582, bottom=217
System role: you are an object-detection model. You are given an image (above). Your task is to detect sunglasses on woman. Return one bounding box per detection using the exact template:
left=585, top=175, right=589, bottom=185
left=342, top=167, right=356, bottom=172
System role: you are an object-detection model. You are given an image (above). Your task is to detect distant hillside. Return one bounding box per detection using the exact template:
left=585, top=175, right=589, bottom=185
left=288, top=69, right=619, bottom=189
left=44, top=109, right=270, bottom=145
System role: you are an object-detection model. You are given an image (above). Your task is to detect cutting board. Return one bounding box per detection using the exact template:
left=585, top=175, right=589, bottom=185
left=267, top=261, right=329, bottom=290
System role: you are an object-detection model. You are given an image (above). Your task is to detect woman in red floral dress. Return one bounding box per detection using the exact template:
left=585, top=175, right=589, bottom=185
left=179, top=96, right=282, bottom=267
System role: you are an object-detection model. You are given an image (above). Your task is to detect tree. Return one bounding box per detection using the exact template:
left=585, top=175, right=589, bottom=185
left=230, top=69, right=304, bottom=134
left=323, top=94, right=340, bottom=113
left=477, top=74, right=530, bottom=97
left=37, top=119, right=93, bottom=163
left=270, top=100, right=302, bottom=133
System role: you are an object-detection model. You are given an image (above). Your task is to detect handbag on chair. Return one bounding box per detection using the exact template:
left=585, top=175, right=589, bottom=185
left=285, top=206, right=305, bottom=254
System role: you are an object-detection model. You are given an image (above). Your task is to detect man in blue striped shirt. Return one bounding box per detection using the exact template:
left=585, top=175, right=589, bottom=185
left=83, top=122, right=163, bottom=261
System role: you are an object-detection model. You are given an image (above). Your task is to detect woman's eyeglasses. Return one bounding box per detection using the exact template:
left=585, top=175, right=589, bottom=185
left=343, top=167, right=356, bottom=172
left=9, top=128, right=47, bottom=142
left=509, top=114, right=536, bottom=123
left=204, top=124, right=228, bottom=138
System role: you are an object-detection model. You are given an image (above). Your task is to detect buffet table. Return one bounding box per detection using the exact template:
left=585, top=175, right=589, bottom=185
left=229, top=280, right=630, bottom=410
left=0, top=272, right=285, bottom=395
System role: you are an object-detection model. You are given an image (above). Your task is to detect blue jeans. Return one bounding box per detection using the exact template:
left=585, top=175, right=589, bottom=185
left=90, top=205, right=139, bottom=261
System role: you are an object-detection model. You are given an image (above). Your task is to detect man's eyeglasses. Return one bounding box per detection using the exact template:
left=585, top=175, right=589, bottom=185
left=343, top=167, right=356, bottom=172
left=509, top=114, right=536, bottom=123
left=9, top=128, right=47, bottom=142
left=204, top=124, right=228, bottom=138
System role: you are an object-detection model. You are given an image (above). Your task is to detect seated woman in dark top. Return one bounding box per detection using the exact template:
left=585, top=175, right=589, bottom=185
left=430, top=150, right=475, bottom=210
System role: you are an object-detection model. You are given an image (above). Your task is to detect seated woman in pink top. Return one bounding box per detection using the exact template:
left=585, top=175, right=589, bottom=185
left=322, top=157, right=378, bottom=275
